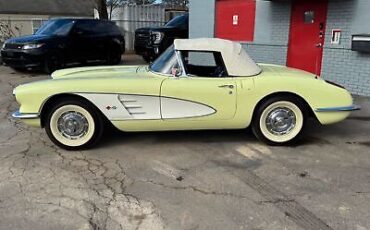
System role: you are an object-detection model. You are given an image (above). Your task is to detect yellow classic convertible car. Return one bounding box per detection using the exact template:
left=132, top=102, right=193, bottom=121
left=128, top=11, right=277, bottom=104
left=12, top=38, right=359, bottom=150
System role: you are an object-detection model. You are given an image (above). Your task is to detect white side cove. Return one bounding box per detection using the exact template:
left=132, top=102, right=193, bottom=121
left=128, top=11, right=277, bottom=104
left=161, top=97, right=216, bottom=119
left=119, top=95, right=161, bottom=120
left=77, top=93, right=216, bottom=120
left=77, top=93, right=161, bottom=120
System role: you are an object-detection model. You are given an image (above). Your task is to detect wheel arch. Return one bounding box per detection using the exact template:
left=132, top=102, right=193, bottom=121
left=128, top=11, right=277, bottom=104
left=39, top=93, right=111, bottom=128
left=251, top=91, right=317, bottom=122
left=111, top=39, right=124, bottom=54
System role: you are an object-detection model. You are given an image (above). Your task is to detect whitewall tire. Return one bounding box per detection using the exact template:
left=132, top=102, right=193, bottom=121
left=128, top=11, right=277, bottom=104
left=45, top=99, right=104, bottom=150
left=252, top=96, right=307, bottom=146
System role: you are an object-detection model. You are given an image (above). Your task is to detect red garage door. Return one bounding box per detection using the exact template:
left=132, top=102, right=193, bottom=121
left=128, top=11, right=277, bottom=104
left=215, top=0, right=256, bottom=41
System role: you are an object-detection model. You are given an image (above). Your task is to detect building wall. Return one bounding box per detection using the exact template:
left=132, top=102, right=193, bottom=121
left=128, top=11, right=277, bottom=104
left=189, top=0, right=370, bottom=96
left=0, top=14, right=89, bottom=44
left=0, top=14, right=50, bottom=42
left=189, top=0, right=215, bottom=38
left=189, top=0, right=291, bottom=65
left=322, top=0, right=370, bottom=96
left=243, top=1, right=291, bottom=65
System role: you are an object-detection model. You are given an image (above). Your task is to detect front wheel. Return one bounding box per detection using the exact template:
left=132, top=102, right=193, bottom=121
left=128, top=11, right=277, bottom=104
left=45, top=99, right=104, bottom=150
left=142, top=54, right=152, bottom=63
left=252, top=96, right=308, bottom=146
left=108, top=50, right=122, bottom=65
left=44, top=55, right=63, bottom=74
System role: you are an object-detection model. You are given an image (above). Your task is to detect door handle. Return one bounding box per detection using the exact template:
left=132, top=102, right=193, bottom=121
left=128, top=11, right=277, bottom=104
left=218, top=84, right=234, bottom=89
left=316, top=43, right=323, bottom=48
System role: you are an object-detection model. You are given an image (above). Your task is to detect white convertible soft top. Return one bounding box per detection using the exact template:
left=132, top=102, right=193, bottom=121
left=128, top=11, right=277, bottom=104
left=174, top=38, right=261, bottom=77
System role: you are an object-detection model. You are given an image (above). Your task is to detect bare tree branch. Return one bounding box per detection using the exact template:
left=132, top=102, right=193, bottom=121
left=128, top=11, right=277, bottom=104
left=107, top=0, right=127, bottom=19
left=161, top=0, right=189, bottom=8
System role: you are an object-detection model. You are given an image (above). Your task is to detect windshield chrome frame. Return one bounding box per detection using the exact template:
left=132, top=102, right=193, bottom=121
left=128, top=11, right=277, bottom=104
left=175, top=50, right=187, bottom=77
left=149, top=48, right=188, bottom=77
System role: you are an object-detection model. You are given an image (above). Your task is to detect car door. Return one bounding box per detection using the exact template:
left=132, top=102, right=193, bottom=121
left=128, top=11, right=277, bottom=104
left=160, top=50, right=237, bottom=121
left=68, top=20, right=96, bottom=62
left=91, top=21, right=109, bottom=61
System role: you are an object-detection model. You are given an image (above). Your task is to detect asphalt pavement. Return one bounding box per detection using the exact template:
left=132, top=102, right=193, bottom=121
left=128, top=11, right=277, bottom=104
left=0, top=55, right=369, bottom=230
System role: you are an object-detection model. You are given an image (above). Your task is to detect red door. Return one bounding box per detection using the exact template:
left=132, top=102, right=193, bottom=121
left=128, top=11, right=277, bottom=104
left=215, top=0, right=256, bottom=41
left=287, top=0, right=328, bottom=76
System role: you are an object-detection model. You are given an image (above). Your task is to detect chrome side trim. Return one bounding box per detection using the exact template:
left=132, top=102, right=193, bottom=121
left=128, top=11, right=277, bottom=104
left=12, top=111, right=39, bottom=119
left=315, top=105, right=361, bottom=112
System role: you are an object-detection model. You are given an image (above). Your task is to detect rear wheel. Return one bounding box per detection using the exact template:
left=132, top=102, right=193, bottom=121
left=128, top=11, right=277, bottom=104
left=45, top=99, right=104, bottom=150
left=252, top=96, right=308, bottom=146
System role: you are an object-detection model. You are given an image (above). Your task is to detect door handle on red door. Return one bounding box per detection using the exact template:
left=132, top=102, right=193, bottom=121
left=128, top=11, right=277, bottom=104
left=218, top=84, right=234, bottom=89
left=316, top=43, right=323, bottom=48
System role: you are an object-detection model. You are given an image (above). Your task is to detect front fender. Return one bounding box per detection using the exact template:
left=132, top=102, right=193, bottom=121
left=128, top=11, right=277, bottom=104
left=247, top=75, right=355, bottom=125
left=13, top=72, right=164, bottom=126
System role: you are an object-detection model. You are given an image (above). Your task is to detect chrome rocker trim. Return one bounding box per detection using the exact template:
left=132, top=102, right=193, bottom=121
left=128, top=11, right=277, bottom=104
left=315, top=105, right=361, bottom=112
left=12, top=111, right=39, bottom=119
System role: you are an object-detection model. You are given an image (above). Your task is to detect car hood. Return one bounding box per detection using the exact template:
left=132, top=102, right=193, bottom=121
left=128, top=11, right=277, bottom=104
left=51, top=65, right=150, bottom=80
left=6, top=34, right=53, bottom=44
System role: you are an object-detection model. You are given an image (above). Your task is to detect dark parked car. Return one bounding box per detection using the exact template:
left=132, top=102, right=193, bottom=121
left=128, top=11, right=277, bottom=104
left=1, top=18, right=125, bottom=73
left=135, top=13, right=188, bottom=62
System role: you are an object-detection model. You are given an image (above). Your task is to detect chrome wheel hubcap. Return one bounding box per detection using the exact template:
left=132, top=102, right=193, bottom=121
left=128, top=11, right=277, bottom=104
left=266, top=107, right=296, bottom=135
left=57, top=111, right=89, bottom=140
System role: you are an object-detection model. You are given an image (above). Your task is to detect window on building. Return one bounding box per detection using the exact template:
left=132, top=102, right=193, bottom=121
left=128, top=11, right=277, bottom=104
left=181, top=51, right=228, bottom=78
left=32, top=20, right=44, bottom=34
left=304, top=11, right=315, bottom=24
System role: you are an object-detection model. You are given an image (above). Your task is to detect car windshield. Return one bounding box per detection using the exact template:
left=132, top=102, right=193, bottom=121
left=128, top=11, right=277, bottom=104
left=165, top=14, right=188, bottom=27
left=35, top=20, right=75, bottom=36
left=150, top=45, right=179, bottom=75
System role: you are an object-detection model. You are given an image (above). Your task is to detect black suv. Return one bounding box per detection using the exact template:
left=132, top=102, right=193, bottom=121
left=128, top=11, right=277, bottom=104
left=135, top=13, right=188, bottom=62
left=1, top=19, right=125, bottom=73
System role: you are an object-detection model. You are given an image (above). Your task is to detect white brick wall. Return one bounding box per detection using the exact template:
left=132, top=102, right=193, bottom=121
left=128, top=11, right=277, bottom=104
left=241, top=1, right=291, bottom=66
left=242, top=44, right=288, bottom=65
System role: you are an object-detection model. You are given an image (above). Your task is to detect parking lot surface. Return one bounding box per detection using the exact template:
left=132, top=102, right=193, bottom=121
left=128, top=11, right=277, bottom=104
left=0, top=55, right=370, bottom=230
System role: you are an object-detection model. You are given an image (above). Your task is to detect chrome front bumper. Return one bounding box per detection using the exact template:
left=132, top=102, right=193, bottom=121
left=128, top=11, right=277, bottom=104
left=315, top=105, right=361, bottom=112
left=12, top=111, right=39, bottom=119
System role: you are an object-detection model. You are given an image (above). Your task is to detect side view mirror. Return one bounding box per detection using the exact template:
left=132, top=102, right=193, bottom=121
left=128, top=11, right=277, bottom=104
left=171, top=67, right=181, bottom=77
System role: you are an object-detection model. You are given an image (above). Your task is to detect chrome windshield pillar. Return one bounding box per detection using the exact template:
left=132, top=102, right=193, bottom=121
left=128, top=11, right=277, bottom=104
left=175, top=50, right=187, bottom=77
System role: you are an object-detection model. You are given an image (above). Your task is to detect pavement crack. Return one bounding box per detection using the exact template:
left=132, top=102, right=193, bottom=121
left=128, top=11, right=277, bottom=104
left=136, top=179, right=254, bottom=201
left=257, top=198, right=295, bottom=204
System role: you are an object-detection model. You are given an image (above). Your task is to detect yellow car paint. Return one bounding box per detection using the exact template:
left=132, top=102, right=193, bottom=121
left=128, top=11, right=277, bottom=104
left=13, top=64, right=354, bottom=130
